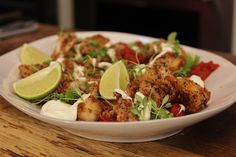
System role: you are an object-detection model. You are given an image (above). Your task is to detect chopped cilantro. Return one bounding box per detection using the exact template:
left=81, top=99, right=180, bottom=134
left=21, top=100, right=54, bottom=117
left=88, top=51, right=97, bottom=58
left=98, top=47, right=108, bottom=57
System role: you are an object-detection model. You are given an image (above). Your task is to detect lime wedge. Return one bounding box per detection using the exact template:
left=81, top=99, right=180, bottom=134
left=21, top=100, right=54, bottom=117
left=99, top=60, right=129, bottom=99
left=13, top=62, right=62, bottom=100
left=20, top=43, right=51, bottom=64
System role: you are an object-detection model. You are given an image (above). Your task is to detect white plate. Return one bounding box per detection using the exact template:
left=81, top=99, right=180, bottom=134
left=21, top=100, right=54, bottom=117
left=0, top=31, right=236, bottom=143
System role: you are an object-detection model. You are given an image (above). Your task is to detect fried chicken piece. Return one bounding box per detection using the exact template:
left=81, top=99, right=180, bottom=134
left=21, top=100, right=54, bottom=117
left=55, top=71, right=73, bottom=93
left=51, top=32, right=80, bottom=60
left=99, top=103, right=115, bottom=121
left=85, top=34, right=109, bottom=46
left=166, top=76, right=210, bottom=113
left=127, top=71, right=178, bottom=107
left=138, top=79, right=178, bottom=107
left=113, top=93, right=138, bottom=122
left=18, top=63, right=48, bottom=78
left=86, top=82, right=99, bottom=97
left=126, top=65, right=172, bottom=98
left=78, top=96, right=102, bottom=121
left=63, top=59, right=74, bottom=73
left=18, top=65, right=32, bottom=78
left=79, top=34, right=109, bottom=56
left=127, top=52, right=210, bottom=113
left=150, top=52, right=185, bottom=73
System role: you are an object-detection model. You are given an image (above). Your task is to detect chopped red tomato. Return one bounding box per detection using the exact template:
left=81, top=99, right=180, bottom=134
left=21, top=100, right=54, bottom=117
left=116, top=46, right=147, bottom=64
left=169, top=104, right=185, bottom=117
left=191, top=61, right=219, bottom=80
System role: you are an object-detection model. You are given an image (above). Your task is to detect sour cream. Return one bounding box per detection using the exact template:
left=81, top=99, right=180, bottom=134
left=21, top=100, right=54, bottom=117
left=189, top=75, right=205, bottom=88
left=40, top=94, right=90, bottom=121
left=40, top=100, right=78, bottom=121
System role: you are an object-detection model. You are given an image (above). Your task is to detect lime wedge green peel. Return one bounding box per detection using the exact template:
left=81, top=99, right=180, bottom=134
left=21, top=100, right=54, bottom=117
left=20, top=43, right=51, bottom=64
left=99, top=60, right=129, bottom=99
left=13, top=62, right=62, bottom=100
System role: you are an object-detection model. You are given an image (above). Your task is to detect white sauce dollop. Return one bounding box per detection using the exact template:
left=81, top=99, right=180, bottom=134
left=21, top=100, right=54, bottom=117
left=40, top=94, right=91, bottom=121
left=149, top=43, right=174, bottom=66
left=40, top=100, right=78, bottom=121
left=114, top=89, right=132, bottom=100
left=98, top=62, right=112, bottom=69
left=189, top=75, right=205, bottom=88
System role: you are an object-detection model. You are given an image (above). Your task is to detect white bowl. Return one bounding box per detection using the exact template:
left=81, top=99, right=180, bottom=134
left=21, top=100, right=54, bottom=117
left=0, top=31, right=236, bottom=142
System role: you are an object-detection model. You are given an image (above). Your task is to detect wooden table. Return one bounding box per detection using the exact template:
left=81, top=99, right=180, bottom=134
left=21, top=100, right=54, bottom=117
left=0, top=24, right=236, bottom=157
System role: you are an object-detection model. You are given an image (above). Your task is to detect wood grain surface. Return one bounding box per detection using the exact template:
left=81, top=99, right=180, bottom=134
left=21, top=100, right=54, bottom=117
left=0, top=24, right=236, bottom=157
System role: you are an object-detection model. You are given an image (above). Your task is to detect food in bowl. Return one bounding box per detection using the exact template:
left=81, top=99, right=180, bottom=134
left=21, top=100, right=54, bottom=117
left=13, top=32, right=219, bottom=122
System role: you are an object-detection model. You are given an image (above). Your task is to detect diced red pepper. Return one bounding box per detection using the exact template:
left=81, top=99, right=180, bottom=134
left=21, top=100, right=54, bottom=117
left=169, top=103, right=185, bottom=117
left=191, top=61, right=219, bottom=80
left=116, top=46, right=148, bottom=64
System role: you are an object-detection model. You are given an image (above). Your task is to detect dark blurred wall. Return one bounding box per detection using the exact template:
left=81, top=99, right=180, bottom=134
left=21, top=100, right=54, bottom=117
left=0, top=0, right=58, bottom=25
left=75, top=0, right=233, bottom=52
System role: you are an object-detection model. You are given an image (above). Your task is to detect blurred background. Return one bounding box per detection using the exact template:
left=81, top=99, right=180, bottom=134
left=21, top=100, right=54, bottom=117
left=0, top=0, right=235, bottom=54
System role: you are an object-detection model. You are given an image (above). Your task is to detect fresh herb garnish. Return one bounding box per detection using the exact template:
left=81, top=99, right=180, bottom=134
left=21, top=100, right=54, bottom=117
left=31, top=86, right=83, bottom=105
left=167, top=32, right=177, bottom=44
left=173, top=40, right=181, bottom=56
left=131, top=64, right=146, bottom=79
left=175, top=54, right=200, bottom=77
left=151, top=95, right=172, bottom=119
left=167, top=32, right=181, bottom=56
left=88, top=51, right=97, bottom=58
left=98, top=47, right=108, bottom=57
left=131, top=93, right=172, bottom=120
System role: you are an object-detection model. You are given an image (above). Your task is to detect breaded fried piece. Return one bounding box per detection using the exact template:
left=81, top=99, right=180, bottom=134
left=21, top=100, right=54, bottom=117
left=106, top=93, right=138, bottom=122
left=86, top=82, right=99, bottom=97
left=114, top=93, right=138, bottom=122
left=18, top=65, right=32, bottom=78
left=126, top=64, right=172, bottom=98
left=166, top=76, right=210, bottom=113
left=18, top=63, right=48, bottom=78
left=51, top=32, right=80, bottom=59
left=63, top=59, right=74, bottom=73
left=127, top=52, right=210, bottom=113
left=79, top=34, right=109, bottom=55
left=150, top=52, right=185, bottom=73
left=55, top=72, right=73, bottom=93
left=85, top=34, right=109, bottom=45
left=99, top=101, right=116, bottom=121
left=78, top=96, right=102, bottom=121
